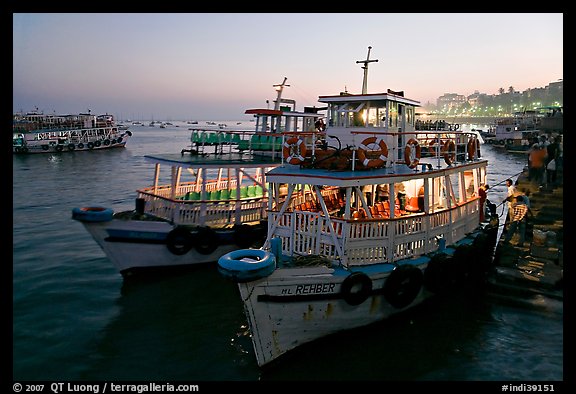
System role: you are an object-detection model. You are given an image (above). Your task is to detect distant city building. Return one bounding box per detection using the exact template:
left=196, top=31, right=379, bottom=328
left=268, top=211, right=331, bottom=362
left=467, top=91, right=486, bottom=107
left=547, top=79, right=563, bottom=97
left=436, top=93, right=467, bottom=111
left=425, top=79, right=562, bottom=114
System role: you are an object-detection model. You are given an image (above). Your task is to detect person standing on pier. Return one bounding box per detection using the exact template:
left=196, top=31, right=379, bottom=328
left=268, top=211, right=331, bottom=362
left=503, top=195, right=529, bottom=247
left=546, top=137, right=559, bottom=187
left=479, top=183, right=489, bottom=222
left=503, top=179, right=517, bottom=221
left=528, top=143, right=548, bottom=187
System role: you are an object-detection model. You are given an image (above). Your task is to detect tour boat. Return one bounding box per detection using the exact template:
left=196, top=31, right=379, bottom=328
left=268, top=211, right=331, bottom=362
left=483, top=110, right=543, bottom=152
left=13, top=110, right=132, bottom=154
left=72, top=78, right=324, bottom=276
left=217, top=48, right=500, bottom=368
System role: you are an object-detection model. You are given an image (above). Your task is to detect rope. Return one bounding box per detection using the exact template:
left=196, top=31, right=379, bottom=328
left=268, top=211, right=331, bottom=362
left=487, top=170, right=525, bottom=192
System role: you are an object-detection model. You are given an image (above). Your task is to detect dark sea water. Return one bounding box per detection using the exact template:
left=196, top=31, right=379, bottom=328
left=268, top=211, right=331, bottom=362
left=12, top=123, right=563, bottom=385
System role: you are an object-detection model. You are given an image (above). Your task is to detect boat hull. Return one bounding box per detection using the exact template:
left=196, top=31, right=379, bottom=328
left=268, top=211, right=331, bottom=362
left=13, top=139, right=129, bottom=154
left=79, top=217, right=267, bottom=276
left=236, top=224, right=498, bottom=367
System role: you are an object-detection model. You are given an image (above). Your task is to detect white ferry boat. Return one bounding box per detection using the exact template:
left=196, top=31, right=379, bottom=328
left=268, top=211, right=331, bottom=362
left=217, top=48, right=500, bottom=368
left=72, top=79, right=325, bottom=276
left=13, top=110, right=132, bottom=154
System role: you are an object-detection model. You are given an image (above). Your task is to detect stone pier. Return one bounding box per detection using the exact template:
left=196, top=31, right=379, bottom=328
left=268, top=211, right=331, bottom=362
left=490, top=165, right=563, bottom=299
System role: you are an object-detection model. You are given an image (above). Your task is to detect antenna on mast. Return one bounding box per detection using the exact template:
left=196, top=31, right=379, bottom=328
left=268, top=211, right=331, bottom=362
left=272, top=77, right=290, bottom=110
left=356, top=46, right=378, bottom=94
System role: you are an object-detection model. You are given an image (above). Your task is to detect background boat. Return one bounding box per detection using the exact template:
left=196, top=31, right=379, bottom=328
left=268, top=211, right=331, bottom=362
left=13, top=111, right=133, bottom=154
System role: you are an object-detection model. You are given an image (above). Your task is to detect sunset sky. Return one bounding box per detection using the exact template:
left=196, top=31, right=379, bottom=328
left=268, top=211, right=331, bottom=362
left=13, top=13, right=563, bottom=121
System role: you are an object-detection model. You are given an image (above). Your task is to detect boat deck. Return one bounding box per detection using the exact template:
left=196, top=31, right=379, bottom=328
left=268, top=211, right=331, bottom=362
left=266, top=159, right=487, bottom=184
left=144, top=152, right=283, bottom=169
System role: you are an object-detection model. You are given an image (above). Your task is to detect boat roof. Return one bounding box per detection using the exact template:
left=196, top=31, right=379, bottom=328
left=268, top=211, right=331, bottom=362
left=144, top=153, right=282, bottom=169
left=245, top=108, right=323, bottom=118
left=318, top=92, right=420, bottom=107
left=265, top=160, right=487, bottom=187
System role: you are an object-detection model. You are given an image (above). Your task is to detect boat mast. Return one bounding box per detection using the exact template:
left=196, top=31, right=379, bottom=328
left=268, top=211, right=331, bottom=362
left=356, top=46, right=378, bottom=94
left=272, top=77, right=290, bottom=110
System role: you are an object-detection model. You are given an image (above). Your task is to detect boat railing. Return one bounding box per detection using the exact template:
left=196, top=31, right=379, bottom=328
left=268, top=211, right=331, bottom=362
left=139, top=176, right=266, bottom=200
left=275, top=130, right=481, bottom=171
left=267, top=198, right=479, bottom=267
left=19, top=126, right=120, bottom=141
left=414, top=119, right=459, bottom=131
left=137, top=190, right=268, bottom=226
left=12, top=120, right=116, bottom=133
left=348, top=130, right=482, bottom=170
left=280, top=131, right=327, bottom=164
left=185, top=128, right=327, bottom=161
left=187, top=128, right=289, bottom=158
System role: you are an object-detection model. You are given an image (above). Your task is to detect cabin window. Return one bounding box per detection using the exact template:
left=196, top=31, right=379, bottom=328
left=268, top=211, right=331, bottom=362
left=367, top=104, right=386, bottom=127
left=351, top=111, right=364, bottom=127
left=463, top=170, right=476, bottom=201
left=406, top=106, right=415, bottom=126
left=388, top=102, right=398, bottom=128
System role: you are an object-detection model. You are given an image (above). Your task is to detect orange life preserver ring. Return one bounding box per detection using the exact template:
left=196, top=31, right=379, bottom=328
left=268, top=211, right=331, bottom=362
left=283, top=137, right=306, bottom=165
left=442, top=140, right=456, bottom=166
left=357, top=137, right=388, bottom=168
left=427, top=140, right=437, bottom=155
left=404, top=138, right=422, bottom=169
left=467, top=138, right=481, bottom=160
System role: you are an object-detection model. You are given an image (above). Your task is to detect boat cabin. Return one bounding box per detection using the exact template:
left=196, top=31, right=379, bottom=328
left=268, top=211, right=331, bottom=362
left=261, top=87, right=487, bottom=268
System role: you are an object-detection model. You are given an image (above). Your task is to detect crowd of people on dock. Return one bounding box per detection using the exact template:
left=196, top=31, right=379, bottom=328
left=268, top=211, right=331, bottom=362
left=498, top=132, right=562, bottom=248
left=527, top=134, right=562, bottom=188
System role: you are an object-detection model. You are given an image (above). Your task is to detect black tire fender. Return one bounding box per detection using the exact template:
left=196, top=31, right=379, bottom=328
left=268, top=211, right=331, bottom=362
left=166, top=227, right=194, bottom=255
left=424, top=253, right=457, bottom=294
left=194, top=227, right=219, bottom=255
left=384, top=265, right=423, bottom=308
left=341, top=272, right=372, bottom=306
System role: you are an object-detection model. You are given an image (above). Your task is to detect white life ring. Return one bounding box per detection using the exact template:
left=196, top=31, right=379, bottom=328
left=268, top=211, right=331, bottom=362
left=404, top=138, right=422, bottom=169
left=442, top=140, right=456, bottom=165
left=283, top=137, right=306, bottom=165
left=357, top=137, right=388, bottom=168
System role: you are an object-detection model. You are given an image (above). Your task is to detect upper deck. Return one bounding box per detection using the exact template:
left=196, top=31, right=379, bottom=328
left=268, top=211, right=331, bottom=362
left=144, top=152, right=283, bottom=170
left=266, top=156, right=487, bottom=187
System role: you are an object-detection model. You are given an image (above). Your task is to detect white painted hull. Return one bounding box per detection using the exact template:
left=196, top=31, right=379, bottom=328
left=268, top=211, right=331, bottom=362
left=234, top=220, right=499, bottom=367
left=80, top=219, right=258, bottom=275
left=239, top=265, right=430, bottom=367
